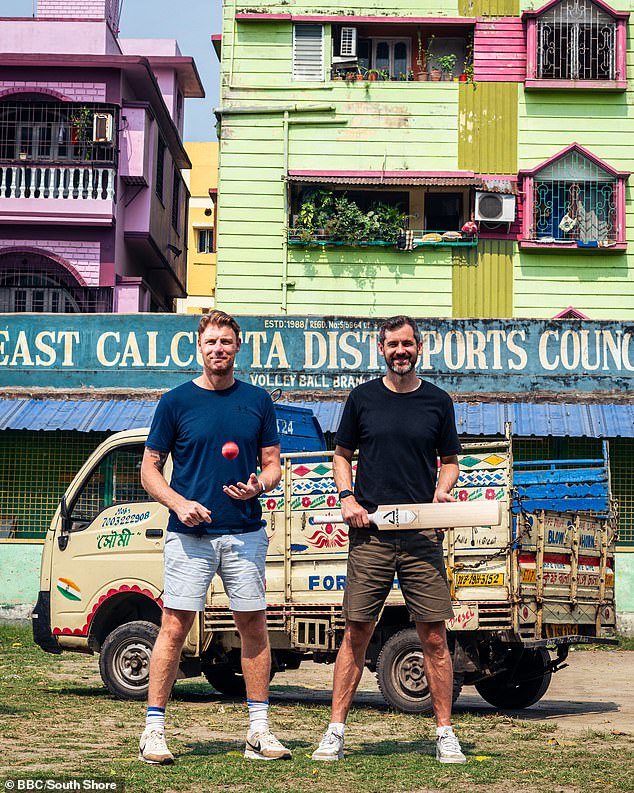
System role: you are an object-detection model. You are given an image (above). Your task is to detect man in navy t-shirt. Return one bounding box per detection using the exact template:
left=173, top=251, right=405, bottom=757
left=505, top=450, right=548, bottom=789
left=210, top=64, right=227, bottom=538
left=138, top=310, right=291, bottom=764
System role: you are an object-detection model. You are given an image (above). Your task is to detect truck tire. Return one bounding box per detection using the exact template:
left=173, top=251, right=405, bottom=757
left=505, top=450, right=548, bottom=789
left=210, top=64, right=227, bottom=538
left=202, top=664, right=276, bottom=697
left=99, top=620, right=158, bottom=701
left=376, top=628, right=463, bottom=714
left=474, top=647, right=552, bottom=709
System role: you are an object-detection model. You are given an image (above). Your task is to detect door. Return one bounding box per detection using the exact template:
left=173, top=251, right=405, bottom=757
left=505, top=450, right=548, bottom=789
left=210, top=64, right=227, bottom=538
left=50, top=441, right=168, bottom=635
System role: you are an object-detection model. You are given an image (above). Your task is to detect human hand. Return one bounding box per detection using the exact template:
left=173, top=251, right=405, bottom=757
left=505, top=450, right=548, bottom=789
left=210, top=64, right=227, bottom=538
left=175, top=499, right=212, bottom=527
left=223, top=473, right=263, bottom=501
left=341, top=496, right=370, bottom=529
left=433, top=490, right=457, bottom=504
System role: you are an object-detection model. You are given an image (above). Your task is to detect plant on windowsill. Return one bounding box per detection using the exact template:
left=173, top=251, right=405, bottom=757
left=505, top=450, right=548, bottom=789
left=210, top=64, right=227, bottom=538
left=463, top=33, right=475, bottom=83
left=71, top=105, right=93, bottom=160
left=437, top=53, right=457, bottom=82
left=416, top=31, right=434, bottom=81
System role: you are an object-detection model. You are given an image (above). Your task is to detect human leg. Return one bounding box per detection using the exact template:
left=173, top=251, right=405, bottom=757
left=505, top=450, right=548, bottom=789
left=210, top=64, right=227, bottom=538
left=219, top=530, right=291, bottom=760
left=140, top=532, right=218, bottom=764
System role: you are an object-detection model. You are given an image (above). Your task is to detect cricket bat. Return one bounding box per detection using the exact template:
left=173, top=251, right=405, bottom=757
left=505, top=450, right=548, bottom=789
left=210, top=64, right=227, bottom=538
left=310, top=501, right=501, bottom=531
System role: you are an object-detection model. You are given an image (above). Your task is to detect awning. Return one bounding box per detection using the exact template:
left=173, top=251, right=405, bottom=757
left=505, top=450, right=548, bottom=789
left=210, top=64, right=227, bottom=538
left=0, top=399, right=157, bottom=432
left=0, top=399, right=632, bottom=438
left=287, top=171, right=518, bottom=193
left=284, top=400, right=634, bottom=437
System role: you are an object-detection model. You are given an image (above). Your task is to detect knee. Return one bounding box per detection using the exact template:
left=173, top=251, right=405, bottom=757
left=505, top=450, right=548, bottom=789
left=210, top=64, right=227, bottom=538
left=345, top=620, right=375, bottom=647
left=160, top=611, right=193, bottom=646
left=419, top=625, right=449, bottom=657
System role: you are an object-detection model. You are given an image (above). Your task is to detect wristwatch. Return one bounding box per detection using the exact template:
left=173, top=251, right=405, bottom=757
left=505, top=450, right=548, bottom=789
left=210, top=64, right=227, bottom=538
left=338, top=489, right=354, bottom=500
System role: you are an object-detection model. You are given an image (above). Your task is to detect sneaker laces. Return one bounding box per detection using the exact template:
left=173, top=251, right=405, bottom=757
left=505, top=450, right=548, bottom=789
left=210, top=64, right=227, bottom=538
left=319, top=729, right=343, bottom=749
left=438, top=730, right=462, bottom=753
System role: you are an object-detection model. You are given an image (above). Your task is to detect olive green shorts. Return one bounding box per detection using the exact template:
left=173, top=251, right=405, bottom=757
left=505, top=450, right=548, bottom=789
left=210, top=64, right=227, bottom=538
left=342, top=527, right=454, bottom=623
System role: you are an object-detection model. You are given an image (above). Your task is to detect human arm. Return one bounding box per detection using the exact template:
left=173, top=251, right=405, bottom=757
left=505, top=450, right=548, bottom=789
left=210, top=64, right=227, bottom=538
left=141, top=447, right=212, bottom=526
left=433, top=454, right=460, bottom=503
left=333, top=445, right=370, bottom=529
left=223, top=443, right=282, bottom=501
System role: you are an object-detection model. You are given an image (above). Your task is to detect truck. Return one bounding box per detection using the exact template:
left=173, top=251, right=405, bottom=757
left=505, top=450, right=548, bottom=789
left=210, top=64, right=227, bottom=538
left=32, top=426, right=617, bottom=713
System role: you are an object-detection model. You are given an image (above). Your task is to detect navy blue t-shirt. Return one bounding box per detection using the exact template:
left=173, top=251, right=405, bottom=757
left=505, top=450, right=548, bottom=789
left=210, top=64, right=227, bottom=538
left=146, top=379, right=280, bottom=534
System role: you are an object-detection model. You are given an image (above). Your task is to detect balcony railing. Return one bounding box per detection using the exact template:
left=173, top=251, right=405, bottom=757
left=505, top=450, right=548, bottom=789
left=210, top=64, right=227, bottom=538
left=288, top=228, right=478, bottom=248
left=0, top=164, right=115, bottom=201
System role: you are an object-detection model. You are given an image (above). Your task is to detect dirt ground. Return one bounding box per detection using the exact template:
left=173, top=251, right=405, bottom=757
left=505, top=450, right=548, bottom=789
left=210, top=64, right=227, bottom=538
left=268, top=649, right=634, bottom=734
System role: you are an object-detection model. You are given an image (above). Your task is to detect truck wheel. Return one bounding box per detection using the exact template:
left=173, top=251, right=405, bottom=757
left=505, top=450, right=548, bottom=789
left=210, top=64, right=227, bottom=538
left=474, top=647, right=552, bottom=709
left=99, top=620, right=158, bottom=701
left=376, top=628, right=463, bottom=714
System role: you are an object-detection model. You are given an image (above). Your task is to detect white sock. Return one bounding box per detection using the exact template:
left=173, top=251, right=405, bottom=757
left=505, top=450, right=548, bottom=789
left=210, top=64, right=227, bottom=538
left=329, top=722, right=345, bottom=737
left=247, top=699, right=269, bottom=735
left=146, top=706, right=165, bottom=731
left=436, top=725, right=454, bottom=738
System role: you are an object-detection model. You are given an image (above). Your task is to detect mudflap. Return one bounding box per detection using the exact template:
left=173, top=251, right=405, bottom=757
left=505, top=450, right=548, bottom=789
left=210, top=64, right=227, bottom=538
left=32, top=590, right=61, bottom=654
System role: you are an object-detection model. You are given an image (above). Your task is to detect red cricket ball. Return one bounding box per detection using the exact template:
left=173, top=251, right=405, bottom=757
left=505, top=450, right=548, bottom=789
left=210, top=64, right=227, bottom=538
left=222, top=441, right=239, bottom=460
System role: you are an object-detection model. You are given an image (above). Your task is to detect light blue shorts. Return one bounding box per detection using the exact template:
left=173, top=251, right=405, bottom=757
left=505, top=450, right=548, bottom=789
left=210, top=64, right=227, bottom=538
left=163, top=528, right=269, bottom=612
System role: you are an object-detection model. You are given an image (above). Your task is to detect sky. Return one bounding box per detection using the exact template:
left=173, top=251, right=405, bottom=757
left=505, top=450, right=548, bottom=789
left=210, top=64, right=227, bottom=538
left=2, top=0, right=222, bottom=141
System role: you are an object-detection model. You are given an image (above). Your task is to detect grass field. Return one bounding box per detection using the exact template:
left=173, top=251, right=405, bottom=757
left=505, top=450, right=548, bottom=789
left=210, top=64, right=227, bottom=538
left=1, top=623, right=632, bottom=793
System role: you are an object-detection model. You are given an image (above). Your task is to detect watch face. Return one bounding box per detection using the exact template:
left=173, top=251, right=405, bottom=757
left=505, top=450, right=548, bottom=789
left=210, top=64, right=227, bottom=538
left=339, top=490, right=354, bottom=499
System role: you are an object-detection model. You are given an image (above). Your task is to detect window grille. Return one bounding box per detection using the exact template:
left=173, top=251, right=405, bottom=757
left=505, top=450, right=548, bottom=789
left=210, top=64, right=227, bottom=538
left=156, top=137, right=166, bottom=202
left=536, top=0, right=616, bottom=80
left=293, top=24, right=324, bottom=81
left=196, top=228, right=214, bottom=254
left=0, top=430, right=109, bottom=539
left=0, top=102, right=117, bottom=164
left=531, top=150, right=617, bottom=242
left=0, top=260, right=113, bottom=313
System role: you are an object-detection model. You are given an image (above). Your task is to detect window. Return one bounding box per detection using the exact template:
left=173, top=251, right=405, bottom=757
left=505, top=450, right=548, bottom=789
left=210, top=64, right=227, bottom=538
left=293, top=23, right=324, bottom=81
left=156, top=136, right=166, bottom=202
left=424, top=192, right=463, bottom=232
left=69, top=444, right=150, bottom=530
left=524, top=0, right=628, bottom=87
left=520, top=144, right=627, bottom=250
left=373, top=39, right=411, bottom=80
left=171, top=166, right=180, bottom=231
left=197, top=228, right=214, bottom=254
left=0, top=101, right=117, bottom=163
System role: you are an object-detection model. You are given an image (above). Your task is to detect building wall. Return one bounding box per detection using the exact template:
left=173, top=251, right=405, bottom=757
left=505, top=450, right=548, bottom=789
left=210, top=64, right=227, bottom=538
left=216, top=0, right=634, bottom=320
left=176, top=142, right=218, bottom=314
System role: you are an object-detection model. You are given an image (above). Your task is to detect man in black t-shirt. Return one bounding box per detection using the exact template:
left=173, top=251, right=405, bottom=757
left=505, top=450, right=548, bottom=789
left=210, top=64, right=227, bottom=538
left=312, top=315, right=467, bottom=765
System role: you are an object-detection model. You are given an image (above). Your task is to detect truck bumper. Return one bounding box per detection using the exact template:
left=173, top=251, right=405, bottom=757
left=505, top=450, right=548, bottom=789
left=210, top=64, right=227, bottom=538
left=32, top=590, right=62, bottom=654
left=522, top=635, right=619, bottom=649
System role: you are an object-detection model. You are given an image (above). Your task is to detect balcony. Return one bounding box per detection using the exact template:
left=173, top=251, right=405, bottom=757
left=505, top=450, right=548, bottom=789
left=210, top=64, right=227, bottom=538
left=0, top=163, right=115, bottom=225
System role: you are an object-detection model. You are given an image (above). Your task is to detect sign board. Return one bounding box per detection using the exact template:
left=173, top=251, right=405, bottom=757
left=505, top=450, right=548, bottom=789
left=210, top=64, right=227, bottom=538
left=0, top=314, right=632, bottom=392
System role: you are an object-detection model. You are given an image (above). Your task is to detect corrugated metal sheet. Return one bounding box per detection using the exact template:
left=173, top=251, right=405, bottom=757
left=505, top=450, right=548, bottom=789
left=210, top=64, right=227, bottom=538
left=458, top=82, right=518, bottom=175
left=288, top=400, right=634, bottom=438
left=452, top=239, right=514, bottom=318
left=1, top=399, right=632, bottom=439
left=286, top=175, right=483, bottom=187
left=0, top=400, right=157, bottom=432
left=460, top=0, right=519, bottom=15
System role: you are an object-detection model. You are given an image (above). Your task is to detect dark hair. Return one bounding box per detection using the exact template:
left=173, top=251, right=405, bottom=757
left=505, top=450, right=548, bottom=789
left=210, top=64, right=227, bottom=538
left=197, top=310, right=241, bottom=340
left=378, top=315, right=421, bottom=345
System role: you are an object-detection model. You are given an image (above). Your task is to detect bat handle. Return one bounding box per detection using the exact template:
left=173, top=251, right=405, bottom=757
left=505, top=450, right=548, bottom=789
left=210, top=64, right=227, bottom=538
left=310, top=514, right=345, bottom=525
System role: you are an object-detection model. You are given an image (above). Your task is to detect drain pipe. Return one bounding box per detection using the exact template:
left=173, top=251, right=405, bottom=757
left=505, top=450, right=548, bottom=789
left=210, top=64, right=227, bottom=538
left=214, top=104, right=338, bottom=312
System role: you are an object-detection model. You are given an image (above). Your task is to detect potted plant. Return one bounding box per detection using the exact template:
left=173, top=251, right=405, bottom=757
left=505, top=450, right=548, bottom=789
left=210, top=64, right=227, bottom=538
left=437, top=53, right=457, bottom=81
left=416, top=32, right=434, bottom=81
left=367, top=69, right=379, bottom=81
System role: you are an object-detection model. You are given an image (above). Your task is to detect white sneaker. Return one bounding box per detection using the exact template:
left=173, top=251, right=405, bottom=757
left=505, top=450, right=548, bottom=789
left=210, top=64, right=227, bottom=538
left=139, top=727, right=174, bottom=765
left=312, top=727, right=345, bottom=761
left=436, top=728, right=466, bottom=764
left=244, top=729, right=292, bottom=760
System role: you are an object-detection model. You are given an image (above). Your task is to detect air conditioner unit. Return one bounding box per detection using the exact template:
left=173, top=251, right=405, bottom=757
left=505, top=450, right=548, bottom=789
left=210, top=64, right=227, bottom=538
left=475, top=191, right=516, bottom=222
left=340, top=26, right=357, bottom=57
left=93, top=113, right=114, bottom=143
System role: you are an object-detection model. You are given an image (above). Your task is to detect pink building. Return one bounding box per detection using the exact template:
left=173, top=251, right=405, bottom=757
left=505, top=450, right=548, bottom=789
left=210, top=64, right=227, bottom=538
left=0, top=0, right=204, bottom=312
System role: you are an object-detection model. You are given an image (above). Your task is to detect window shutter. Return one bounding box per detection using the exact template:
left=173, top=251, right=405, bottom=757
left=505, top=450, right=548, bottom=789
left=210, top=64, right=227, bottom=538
left=293, top=24, right=324, bottom=81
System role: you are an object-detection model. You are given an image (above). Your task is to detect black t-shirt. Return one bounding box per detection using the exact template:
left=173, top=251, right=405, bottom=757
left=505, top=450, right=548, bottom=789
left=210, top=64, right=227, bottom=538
left=334, top=378, right=462, bottom=512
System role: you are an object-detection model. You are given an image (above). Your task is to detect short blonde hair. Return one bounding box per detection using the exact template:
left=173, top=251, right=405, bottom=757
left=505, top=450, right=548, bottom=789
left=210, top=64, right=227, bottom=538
left=197, top=310, right=241, bottom=341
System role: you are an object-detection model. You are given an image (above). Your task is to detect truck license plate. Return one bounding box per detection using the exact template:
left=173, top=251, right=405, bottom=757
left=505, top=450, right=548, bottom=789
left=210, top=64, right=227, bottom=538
left=544, top=623, right=577, bottom=638
left=455, top=572, right=504, bottom=587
